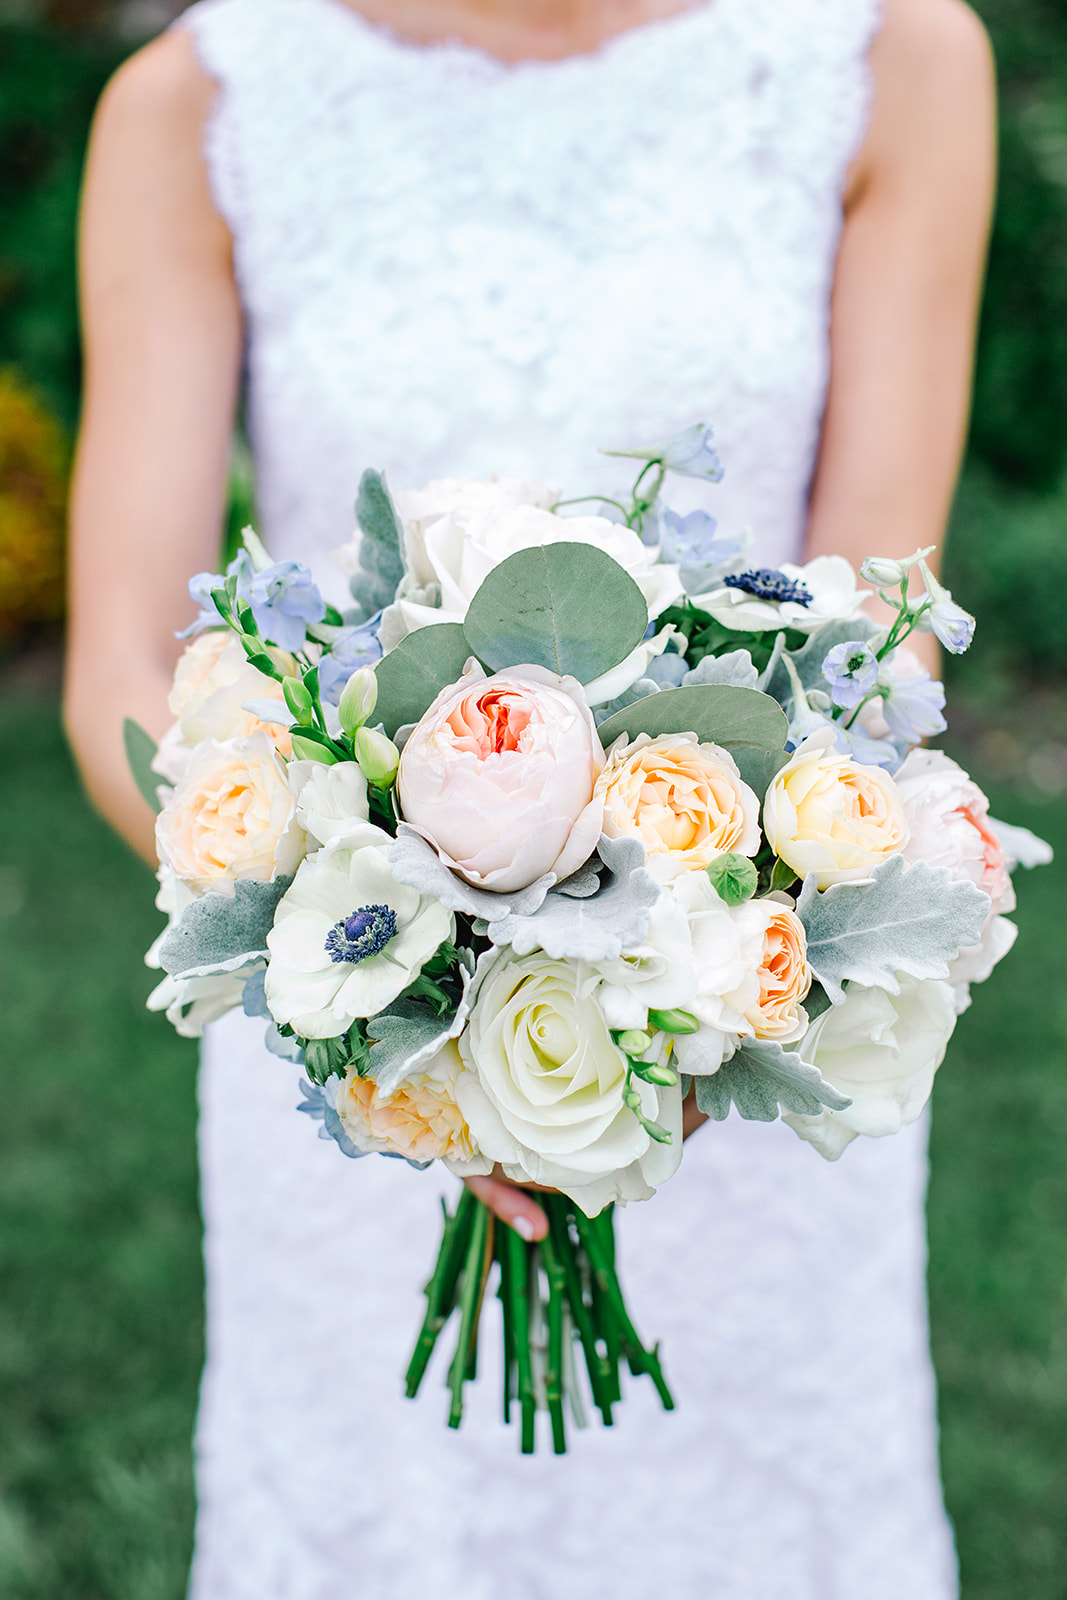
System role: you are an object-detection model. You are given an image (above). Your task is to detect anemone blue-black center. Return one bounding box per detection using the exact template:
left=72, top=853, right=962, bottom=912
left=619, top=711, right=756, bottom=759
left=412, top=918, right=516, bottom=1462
left=324, top=904, right=398, bottom=964
left=723, top=568, right=813, bottom=607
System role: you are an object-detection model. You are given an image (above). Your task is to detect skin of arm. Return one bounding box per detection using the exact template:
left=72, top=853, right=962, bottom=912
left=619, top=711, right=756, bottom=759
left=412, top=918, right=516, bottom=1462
left=66, top=0, right=995, bottom=1237
left=65, top=29, right=242, bottom=866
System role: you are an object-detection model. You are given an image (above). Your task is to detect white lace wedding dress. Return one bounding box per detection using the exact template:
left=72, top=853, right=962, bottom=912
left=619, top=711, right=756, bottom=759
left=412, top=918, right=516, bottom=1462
left=182, top=1, right=959, bottom=1595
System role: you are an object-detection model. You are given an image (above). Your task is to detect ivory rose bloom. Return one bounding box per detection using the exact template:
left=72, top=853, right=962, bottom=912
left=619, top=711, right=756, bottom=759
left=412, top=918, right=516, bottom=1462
left=153, top=631, right=293, bottom=783
left=455, top=949, right=682, bottom=1215
left=595, top=732, right=760, bottom=881
left=725, top=897, right=812, bottom=1044
left=335, top=1041, right=491, bottom=1175
left=397, top=661, right=604, bottom=893
left=374, top=498, right=683, bottom=649
left=155, top=732, right=306, bottom=892
left=784, top=976, right=958, bottom=1160
left=763, top=726, right=908, bottom=889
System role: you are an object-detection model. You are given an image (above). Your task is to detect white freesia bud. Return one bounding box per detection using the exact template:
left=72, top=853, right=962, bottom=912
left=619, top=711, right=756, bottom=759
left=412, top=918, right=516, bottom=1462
left=338, top=667, right=379, bottom=737
left=355, top=726, right=400, bottom=788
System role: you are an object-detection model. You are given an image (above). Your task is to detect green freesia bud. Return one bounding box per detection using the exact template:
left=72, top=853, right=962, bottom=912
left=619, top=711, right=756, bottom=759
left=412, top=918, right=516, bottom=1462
left=291, top=733, right=338, bottom=765
left=338, top=667, right=379, bottom=737
left=705, top=852, right=759, bottom=905
left=355, top=726, right=399, bottom=788
left=634, top=1061, right=679, bottom=1087
left=646, top=1008, right=700, bottom=1036
left=616, top=1029, right=655, bottom=1056
left=282, top=676, right=315, bottom=724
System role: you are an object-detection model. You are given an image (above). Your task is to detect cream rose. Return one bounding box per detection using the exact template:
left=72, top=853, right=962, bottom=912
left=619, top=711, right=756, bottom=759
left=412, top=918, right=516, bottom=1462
left=154, top=631, right=293, bottom=784
left=783, top=976, right=957, bottom=1160
left=595, top=732, right=760, bottom=881
left=455, top=949, right=682, bottom=1215
left=375, top=500, right=683, bottom=649
left=763, top=726, right=909, bottom=889
left=397, top=661, right=604, bottom=893
left=155, top=732, right=306, bottom=892
left=334, top=1041, right=491, bottom=1175
left=725, top=897, right=812, bottom=1044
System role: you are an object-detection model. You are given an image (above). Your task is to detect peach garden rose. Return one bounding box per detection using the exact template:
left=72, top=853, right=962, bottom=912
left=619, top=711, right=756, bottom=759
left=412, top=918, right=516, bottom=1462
left=595, top=731, right=760, bottom=880
left=335, top=1040, right=490, bottom=1174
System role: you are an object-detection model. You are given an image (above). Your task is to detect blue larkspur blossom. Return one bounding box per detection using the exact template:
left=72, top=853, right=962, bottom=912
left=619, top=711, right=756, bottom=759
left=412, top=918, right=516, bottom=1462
left=659, top=422, right=725, bottom=482
left=915, top=561, right=976, bottom=655
left=181, top=549, right=326, bottom=650
left=822, top=640, right=880, bottom=709
left=881, top=670, right=947, bottom=746
left=786, top=703, right=897, bottom=769
left=657, top=508, right=746, bottom=591
left=318, top=618, right=384, bottom=705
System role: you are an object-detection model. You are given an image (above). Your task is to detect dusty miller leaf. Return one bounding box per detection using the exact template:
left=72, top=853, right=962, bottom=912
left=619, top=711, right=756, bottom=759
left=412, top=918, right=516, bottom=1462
left=158, top=876, right=293, bottom=979
left=681, top=650, right=759, bottom=690
left=694, top=1039, right=851, bottom=1122
left=796, top=856, right=990, bottom=1004
left=349, top=469, right=405, bottom=618
left=484, top=835, right=659, bottom=961
left=386, top=825, right=557, bottom=920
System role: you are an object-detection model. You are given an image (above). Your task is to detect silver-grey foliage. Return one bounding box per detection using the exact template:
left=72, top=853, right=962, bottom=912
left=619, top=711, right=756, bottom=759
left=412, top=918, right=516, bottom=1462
left=483, top=835, right=659, bottom=961
left=694, top=1039, right=852, bottom=1122
left=157, top=876, right=294, bottom=980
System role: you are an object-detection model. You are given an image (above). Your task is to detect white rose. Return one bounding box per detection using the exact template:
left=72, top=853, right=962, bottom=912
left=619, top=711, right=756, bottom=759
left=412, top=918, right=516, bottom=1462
left=378, top=502, right=683, bottom=649
left=288, top=759, right=369, bottom=848
left=688, top=555, right=869, bottom=635
left=264, top=824, right=454, bottom=1038
left=783, top=976, right=958, bottom=1160
left=592, top=884, right=700, bottom=1031
left=455, top=949, right=682, bottom=1215
left=668, top=870, right=752, bottom=1074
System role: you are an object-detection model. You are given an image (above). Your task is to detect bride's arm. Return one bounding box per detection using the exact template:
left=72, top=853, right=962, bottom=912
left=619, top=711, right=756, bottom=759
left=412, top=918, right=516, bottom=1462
left=806, top=0, right=996, bottom=658
left=66, top=31, right=240, bottom=864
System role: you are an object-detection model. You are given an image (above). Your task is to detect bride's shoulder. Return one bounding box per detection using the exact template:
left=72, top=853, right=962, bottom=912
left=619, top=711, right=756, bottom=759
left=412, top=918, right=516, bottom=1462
left=871, top=0, right=993, bottom=106
left=92, top=27, right=217, bottom=152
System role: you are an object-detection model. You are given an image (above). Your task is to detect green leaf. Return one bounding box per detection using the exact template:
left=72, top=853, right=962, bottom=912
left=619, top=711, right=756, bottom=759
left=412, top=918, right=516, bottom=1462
left=462, top=543, right=648, bottom=682
left=373, top=623, right=474, bottom=737
left=595, top=684, right=789, bottom=795
left=694, top=1039, right=851, bottom=1122
left=123, top=717, right=165, bottom=813
left=350, top=468, right=406, bottom=618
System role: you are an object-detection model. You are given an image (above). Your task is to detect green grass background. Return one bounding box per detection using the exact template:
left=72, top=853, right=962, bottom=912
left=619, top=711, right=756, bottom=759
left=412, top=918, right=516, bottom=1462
left=0, top=672, right=1064, bottom=1598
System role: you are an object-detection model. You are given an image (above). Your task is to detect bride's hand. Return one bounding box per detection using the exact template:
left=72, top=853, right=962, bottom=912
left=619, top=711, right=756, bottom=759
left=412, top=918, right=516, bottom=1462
left=463, top=1089, right=709, bottom=1240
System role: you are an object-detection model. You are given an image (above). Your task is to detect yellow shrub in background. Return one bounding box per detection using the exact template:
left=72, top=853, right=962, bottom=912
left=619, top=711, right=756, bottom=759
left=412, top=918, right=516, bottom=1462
left=0, top=370, right=68, bottom=641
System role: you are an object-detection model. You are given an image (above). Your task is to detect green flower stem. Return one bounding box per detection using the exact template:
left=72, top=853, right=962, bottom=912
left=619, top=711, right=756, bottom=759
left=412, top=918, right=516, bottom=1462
left=572, top=1210, right=675, bottom=1412
left=446, top=1199, right=490, bottom=1429
left=543, top=1196, right=614, bottom=1426
left=540, top=1226, right=569, bottom=1455
left=463, top=1212, right=495, bottom=1383
left=404, top=1188, right=476, bottom=1398
left=504, top=1222, right=537, bottom=1454
left=496, top=1223, right=516, bottom=1425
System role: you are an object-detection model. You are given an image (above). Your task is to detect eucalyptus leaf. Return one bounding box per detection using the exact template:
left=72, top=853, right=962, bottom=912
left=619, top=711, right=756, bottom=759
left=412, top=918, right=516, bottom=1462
left=372, top=623, right=474, bottom=737
left=694, top=1039, right=851, bottom=1122
left=463, top=543, right=648, bottom=682
left=595, top=683, right=788, bottom=794
left=158, top=876, right=293, bottom=979
left=124, top=717, right=166, bottom=813
left=796, top=857, right=990, bottom=1004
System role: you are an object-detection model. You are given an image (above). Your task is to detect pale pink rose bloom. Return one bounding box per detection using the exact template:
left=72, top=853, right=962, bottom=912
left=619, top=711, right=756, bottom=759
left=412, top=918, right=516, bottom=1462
left=156, top=732, right=305, bottom=893
left=398, top=662, right=604, bottom=893
left=595, top=732, right=760, bottom=881
left=895, top=748, right=1013, bottom=916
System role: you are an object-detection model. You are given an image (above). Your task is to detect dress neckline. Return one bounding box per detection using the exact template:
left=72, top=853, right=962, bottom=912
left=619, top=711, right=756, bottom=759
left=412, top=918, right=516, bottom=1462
left=304, top=0, right=722, bottom=72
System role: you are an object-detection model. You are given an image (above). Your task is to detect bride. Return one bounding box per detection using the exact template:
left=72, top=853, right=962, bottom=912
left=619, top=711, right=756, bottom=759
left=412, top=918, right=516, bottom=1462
left=66, top=0, right=993, bottom=1595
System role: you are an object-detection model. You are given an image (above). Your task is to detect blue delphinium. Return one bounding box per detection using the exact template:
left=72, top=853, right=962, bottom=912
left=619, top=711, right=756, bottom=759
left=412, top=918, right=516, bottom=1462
left=318, top=617, right=384, bottom=705
left=915, top=560, right=976, bottom=655
left=182, top=548, right=326, bottom=651
left=656, top=507, right=746, bottom=591
left=658, top=422, right=726, bottom=482
left=881, top=669, right=947, bottom=746
left=821, top=640, right=880, bottom=710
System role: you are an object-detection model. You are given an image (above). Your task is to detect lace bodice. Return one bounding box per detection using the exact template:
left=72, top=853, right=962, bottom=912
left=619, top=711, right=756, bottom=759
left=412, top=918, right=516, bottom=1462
left=188, top=0, right=877, bottom=601
left=180, top=5, right=958, bottom=1598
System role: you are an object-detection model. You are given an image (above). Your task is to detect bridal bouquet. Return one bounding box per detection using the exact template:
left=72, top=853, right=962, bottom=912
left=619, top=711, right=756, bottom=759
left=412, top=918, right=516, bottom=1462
left=133, top=424, right=1050, bottom=1453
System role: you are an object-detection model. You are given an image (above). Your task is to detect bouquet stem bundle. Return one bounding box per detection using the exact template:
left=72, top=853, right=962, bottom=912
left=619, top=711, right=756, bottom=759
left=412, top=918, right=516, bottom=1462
left=405, top=1190, right=674, bottom=1454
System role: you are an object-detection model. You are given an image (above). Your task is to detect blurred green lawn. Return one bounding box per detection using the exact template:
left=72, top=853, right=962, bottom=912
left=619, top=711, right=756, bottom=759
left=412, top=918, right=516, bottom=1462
left=0, top=674, right=1064, bottom=1599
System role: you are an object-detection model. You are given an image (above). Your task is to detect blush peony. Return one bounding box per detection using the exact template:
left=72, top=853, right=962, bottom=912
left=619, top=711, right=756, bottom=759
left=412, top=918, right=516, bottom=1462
left=397, top=661, right=604, bottom=893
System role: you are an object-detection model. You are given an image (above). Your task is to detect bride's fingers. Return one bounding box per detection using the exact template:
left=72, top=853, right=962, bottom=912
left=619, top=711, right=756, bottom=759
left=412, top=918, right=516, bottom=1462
left=463, top=1174, right=549, bottom=1241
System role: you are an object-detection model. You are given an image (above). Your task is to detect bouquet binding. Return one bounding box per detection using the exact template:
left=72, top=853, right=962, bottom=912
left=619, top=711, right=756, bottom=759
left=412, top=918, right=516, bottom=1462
left=133, top=423, right=1052, bottom=1453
